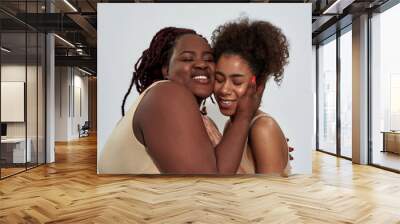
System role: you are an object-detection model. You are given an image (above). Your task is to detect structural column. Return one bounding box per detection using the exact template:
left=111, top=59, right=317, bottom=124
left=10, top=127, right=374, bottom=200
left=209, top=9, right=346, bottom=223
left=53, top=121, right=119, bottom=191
left=352, top=14, right=369, bottom=164
left=46, top=0, right=55, bottom=163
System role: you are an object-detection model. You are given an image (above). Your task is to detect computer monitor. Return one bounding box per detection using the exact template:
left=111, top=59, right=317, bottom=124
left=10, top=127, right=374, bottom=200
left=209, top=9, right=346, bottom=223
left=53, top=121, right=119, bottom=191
left=1, top=123, right=7, bottom=137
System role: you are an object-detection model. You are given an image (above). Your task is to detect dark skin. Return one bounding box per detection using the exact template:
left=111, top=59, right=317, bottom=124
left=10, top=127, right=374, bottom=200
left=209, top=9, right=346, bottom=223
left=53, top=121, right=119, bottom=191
left=133, top=34, right=265, bottom=174
left=215, top=54, right=289, bottom=174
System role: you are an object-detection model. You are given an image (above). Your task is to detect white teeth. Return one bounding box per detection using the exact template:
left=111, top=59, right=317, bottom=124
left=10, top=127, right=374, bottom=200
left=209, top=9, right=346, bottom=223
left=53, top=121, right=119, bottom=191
left=221, top=100, right=232, bottom=105
left=193, top=75, right=208, bottom=80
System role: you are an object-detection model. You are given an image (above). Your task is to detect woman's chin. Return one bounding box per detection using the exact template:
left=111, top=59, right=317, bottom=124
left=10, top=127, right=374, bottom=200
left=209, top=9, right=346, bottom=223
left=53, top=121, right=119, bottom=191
left=219, top=108, right=236, bottom=117
left=190, top=83, right=214, bottom=99
left=193, top=89, right=213, bottom=99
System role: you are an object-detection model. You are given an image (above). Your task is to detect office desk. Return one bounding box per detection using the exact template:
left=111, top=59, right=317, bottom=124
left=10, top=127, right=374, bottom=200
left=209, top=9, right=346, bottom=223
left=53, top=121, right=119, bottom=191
left=1, top=138, right=31, bottom=163
left=382, top=131, right=400, bottom=154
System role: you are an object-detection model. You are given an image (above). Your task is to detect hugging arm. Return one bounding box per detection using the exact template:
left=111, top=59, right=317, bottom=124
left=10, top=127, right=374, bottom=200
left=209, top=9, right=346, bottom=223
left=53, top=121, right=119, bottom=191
left=134, top=82, right=259, bottom=174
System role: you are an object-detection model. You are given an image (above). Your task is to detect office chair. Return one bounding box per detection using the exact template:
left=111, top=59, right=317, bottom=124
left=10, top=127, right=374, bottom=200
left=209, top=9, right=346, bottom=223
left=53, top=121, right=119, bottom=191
left=79, top=121, right=90, bottom=138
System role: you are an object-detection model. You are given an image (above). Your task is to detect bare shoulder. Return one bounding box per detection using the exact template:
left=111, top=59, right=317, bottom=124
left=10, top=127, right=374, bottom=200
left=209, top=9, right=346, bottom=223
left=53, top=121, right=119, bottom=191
left=251, top=114, right=283, bottom=136
left=133, top=81, right=201, bottom=144
left=131, top=81, right=218, bottom=173
left=137, top=81, right=199, bottom=115
left=249, top=113, right=289, bottom=174
left=144, top=81, right=196, bottom=104
left=249, top=113, right=288, bottom=149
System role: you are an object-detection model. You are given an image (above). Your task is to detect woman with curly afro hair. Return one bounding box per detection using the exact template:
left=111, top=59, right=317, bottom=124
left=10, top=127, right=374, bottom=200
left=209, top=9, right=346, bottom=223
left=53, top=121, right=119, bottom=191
left=99, top=26, right=265, bottom=174
left=210, top=18, right=292, bottom=176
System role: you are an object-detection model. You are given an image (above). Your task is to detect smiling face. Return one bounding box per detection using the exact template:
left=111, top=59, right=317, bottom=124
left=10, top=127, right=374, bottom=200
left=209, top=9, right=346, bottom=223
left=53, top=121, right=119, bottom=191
left=163, top=34, right=215, bottom=100
left=214, top=54, right=255, bottom=116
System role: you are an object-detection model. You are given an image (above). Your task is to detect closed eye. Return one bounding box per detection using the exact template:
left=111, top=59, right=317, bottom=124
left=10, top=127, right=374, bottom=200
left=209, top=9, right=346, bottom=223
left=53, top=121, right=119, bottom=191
left=181, top=58, right=194, bottom=62
left=215, top=73, right=225, bottom=83
left=204, top=56, right=214, bottom=62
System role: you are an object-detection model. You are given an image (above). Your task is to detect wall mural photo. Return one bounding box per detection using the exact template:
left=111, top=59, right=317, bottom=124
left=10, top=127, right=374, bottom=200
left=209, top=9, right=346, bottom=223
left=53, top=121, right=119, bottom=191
left=97, top=3, right=313, bottom=175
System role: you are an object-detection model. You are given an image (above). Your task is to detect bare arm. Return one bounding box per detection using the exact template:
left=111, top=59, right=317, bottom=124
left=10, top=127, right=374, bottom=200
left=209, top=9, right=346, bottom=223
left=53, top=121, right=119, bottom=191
left=135, top=82, right=259, bottom=174
left=249, top=116, right=289, bottom=174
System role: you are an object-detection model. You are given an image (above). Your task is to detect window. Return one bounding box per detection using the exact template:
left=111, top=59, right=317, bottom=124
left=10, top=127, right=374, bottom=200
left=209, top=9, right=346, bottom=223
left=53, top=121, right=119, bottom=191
left=318, top=36, right=337, bottom=154
left=370, top=3, right=400, bottom=171
left=339, top=28, right=352, bottom=158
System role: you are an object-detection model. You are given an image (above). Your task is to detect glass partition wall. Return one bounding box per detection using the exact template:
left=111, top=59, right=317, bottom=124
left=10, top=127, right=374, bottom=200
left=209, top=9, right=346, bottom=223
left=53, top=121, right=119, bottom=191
left=317, top=35, right=337, bottom=155
left=370, top=3, right=400, bottom=171
left=339, top=28, right=352, bottom=159
left=316, top=26, right=353, bottom=159
left=0, top=1, right=46, bottom=179
left=316, top=0, right=400, bottom=172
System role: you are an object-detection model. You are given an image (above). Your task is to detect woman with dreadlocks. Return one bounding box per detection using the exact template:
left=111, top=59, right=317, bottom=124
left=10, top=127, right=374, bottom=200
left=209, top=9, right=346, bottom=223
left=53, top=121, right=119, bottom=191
left=98, top=27, right=264, bottom=174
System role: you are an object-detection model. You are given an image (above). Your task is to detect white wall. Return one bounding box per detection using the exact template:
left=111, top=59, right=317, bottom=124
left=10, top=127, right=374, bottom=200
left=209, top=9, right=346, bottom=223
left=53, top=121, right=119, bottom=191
left=55, top=67, right=89, bottom=141
left=98, top=3, right=313, bottom=174
left=55, top=66, right=69, bottom=141
left=1, top=63, right=46, bottom=164
left=72, top=72, right=89, bottom=138
left=1, top=65, right=39, bottom=138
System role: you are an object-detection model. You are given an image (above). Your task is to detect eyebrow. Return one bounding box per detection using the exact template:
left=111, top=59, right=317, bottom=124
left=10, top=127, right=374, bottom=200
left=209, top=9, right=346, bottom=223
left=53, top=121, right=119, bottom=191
left=179, top=51, right=213, bottom=56
left=215, top=71, right=245, bottom=78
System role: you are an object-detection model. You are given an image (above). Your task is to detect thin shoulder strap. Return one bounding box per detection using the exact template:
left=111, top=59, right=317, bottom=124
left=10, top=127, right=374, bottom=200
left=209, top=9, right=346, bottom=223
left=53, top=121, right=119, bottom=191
left=225, top=113, right=270, bottom=128
left=250, top=113, right=269, bottom=127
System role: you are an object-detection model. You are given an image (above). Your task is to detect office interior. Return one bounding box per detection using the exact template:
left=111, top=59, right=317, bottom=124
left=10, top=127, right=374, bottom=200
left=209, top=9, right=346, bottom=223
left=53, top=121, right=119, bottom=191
left=1, top=0, right=97, bottom=179
left=0, top=0, right=399, bottom=222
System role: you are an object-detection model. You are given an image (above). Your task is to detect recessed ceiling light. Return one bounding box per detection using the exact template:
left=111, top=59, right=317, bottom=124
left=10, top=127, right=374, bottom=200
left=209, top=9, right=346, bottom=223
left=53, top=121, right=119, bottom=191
left=1, top=47, right=11, bottom=53
left=54, top=34, right=75, bottom=48
left=78, top=67, right=93, bottom=76
left=322, top=0, right=354, bottom=15
left=63, top=0, right=78, bottom=12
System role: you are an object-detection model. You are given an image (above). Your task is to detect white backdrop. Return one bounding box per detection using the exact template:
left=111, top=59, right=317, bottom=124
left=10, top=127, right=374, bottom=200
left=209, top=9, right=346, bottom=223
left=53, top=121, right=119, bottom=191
left=98, top=3, right=313, bottom=174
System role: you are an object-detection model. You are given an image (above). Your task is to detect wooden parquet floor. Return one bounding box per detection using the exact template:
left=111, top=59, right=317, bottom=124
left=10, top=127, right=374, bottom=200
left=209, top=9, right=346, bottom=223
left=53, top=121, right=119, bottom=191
left=1, top=167, right=26, bottom=178
left=1, top=134, right=400, bottom=223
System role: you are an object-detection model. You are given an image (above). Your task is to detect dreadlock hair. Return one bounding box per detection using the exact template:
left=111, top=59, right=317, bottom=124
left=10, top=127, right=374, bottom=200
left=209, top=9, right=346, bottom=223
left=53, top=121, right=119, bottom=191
left=121, top=27, right=199, bottom=116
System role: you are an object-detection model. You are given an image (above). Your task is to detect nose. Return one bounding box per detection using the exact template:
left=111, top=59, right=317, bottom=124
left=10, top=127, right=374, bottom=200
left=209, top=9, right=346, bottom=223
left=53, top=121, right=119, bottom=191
left=194, top=59, right=208, bottom=70
left=219, top=81, right=232, bottom=96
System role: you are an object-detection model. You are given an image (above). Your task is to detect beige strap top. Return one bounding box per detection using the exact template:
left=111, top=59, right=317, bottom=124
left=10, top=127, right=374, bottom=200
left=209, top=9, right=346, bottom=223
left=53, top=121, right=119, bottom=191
left=98, top=81, right=170, bottom=174
left=224, top=112, right=292, bottom=176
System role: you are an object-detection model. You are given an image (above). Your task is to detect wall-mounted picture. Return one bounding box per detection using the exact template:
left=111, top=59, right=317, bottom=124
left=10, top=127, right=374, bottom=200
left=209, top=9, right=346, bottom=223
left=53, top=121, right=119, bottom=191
left=97, top=3, right=313, bottom=175
left=1, top=81, right=25, bottom=122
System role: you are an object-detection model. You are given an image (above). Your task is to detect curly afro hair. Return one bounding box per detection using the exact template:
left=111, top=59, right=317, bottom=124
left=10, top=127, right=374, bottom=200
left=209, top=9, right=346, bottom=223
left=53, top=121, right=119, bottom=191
left=211, top=18, right=289, bottom=84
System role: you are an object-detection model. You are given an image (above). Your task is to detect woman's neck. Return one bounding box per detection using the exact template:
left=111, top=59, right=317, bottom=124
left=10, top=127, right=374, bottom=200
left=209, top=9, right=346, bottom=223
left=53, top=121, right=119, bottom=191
left=196, top=97, right=203, bottom=107
left=230, top=109, right=262, bottom=121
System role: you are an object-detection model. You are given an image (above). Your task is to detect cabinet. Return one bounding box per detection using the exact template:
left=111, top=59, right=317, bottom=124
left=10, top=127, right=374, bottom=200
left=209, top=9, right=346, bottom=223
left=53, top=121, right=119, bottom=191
left=0, top=138, right=32, bottom=165
left=382, top=131, right=400, bottom=154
